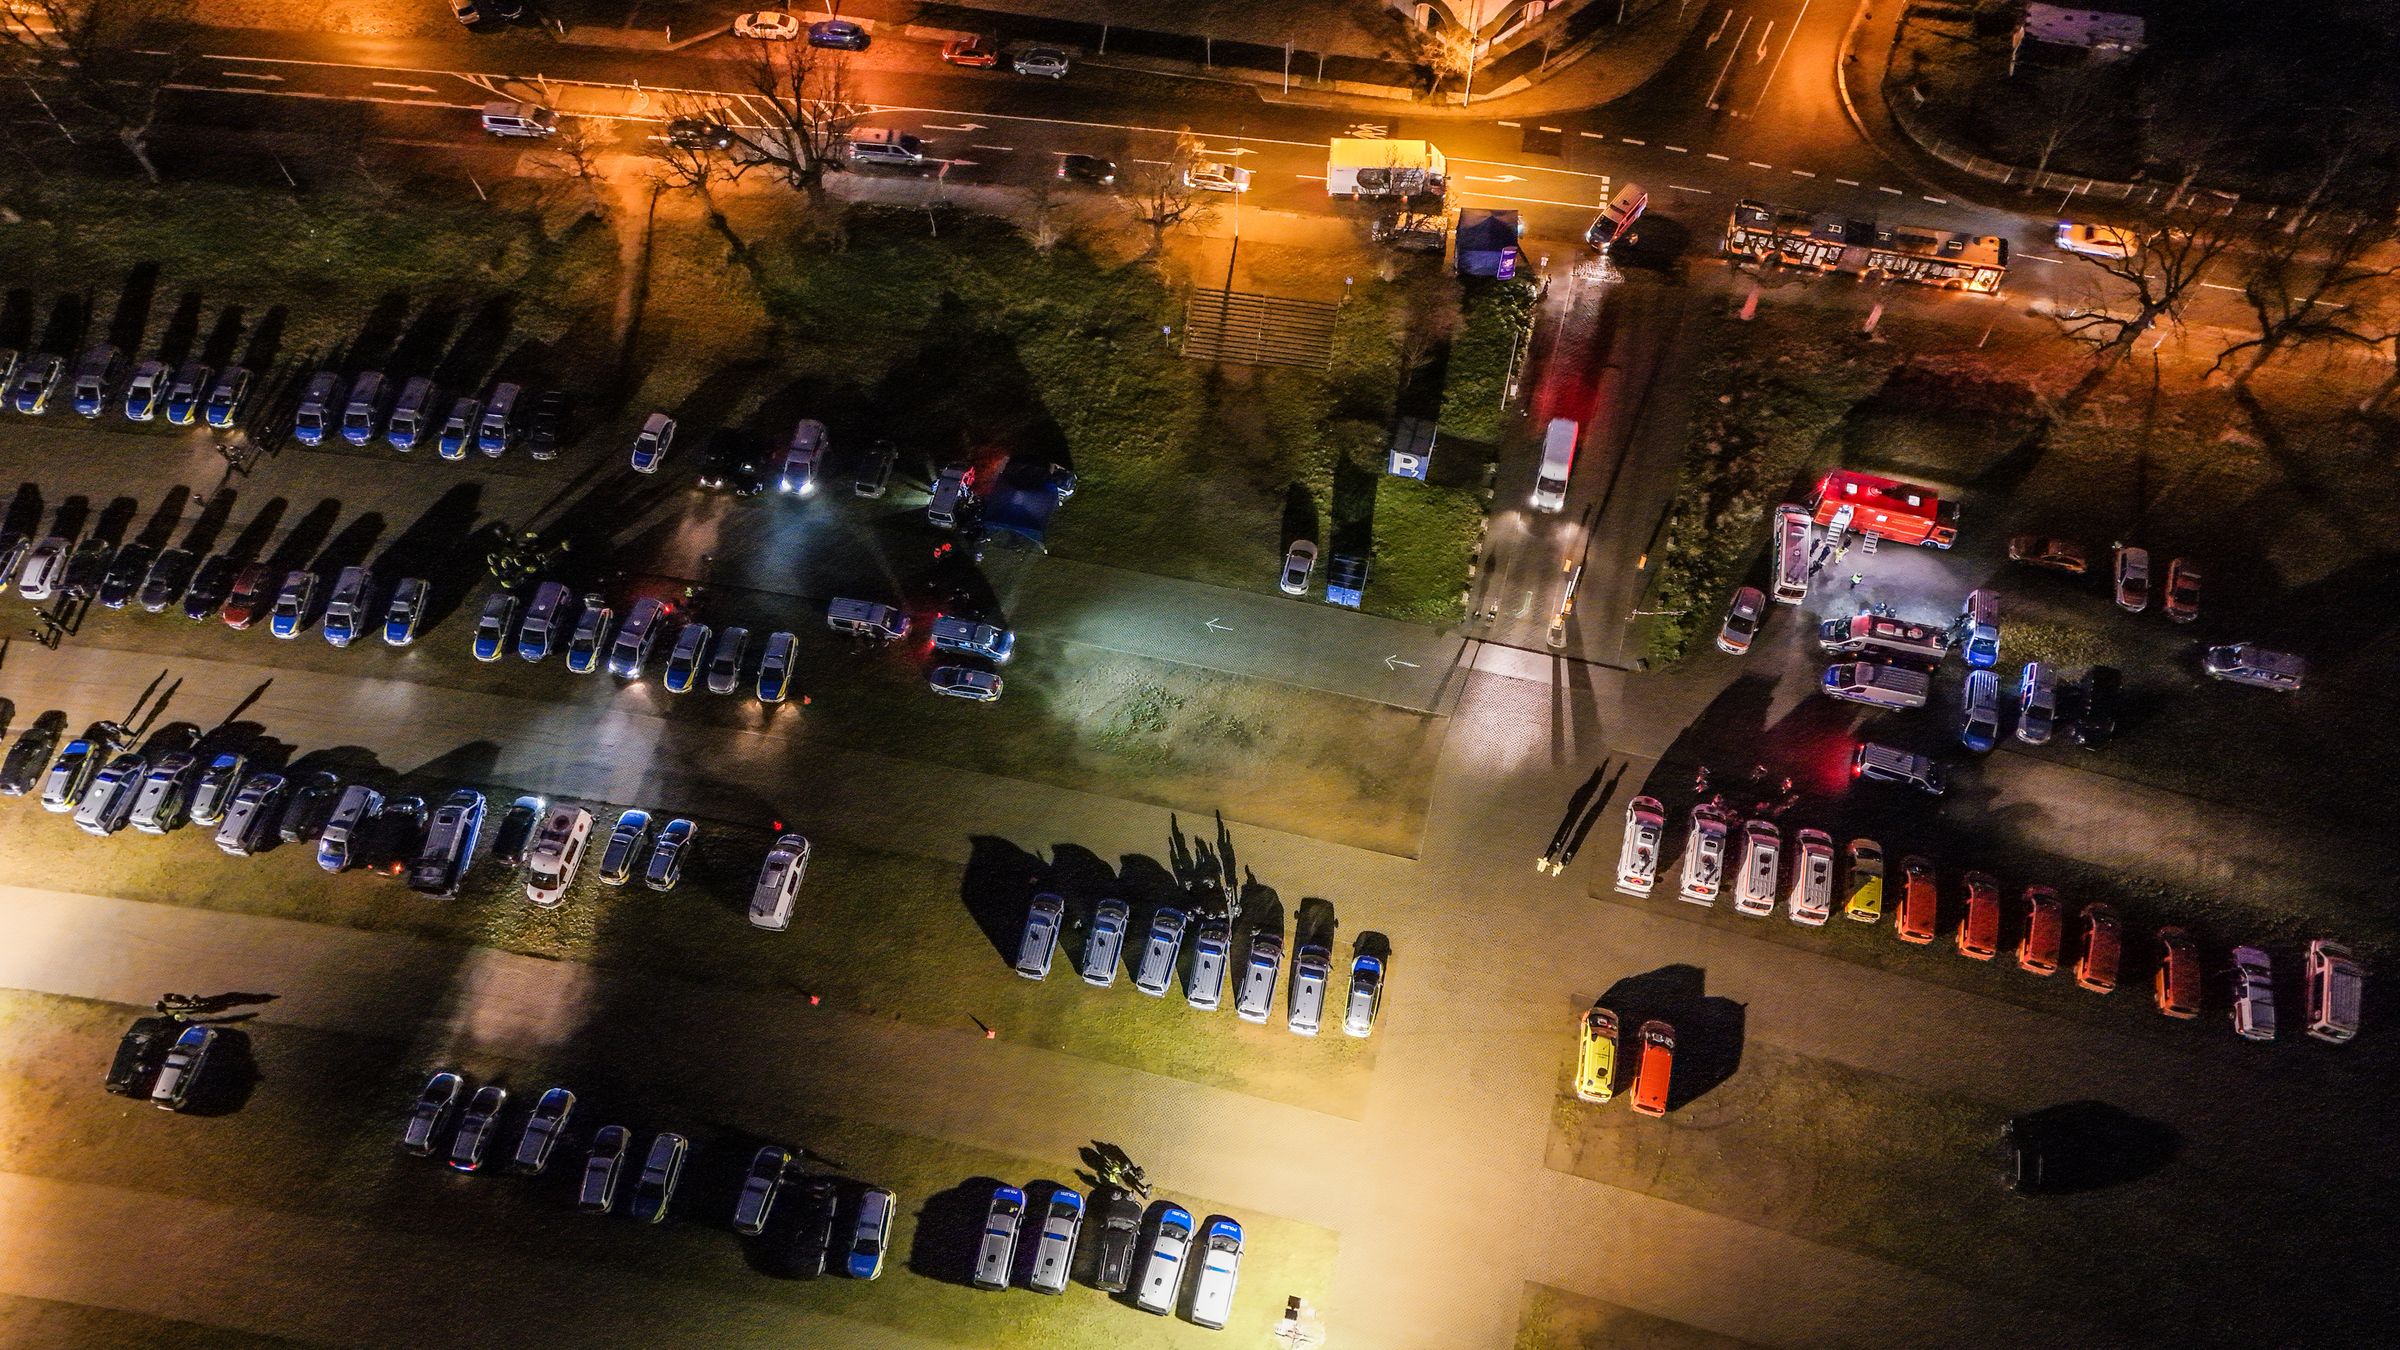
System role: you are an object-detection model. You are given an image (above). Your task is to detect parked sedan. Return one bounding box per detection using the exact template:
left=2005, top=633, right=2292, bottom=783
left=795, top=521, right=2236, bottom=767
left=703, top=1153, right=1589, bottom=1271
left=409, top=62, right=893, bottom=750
left=268, top=570, right=319, bottom=638
left=182, top=554, right=238, bottom=621
left=1715, top=585, right=1765, bottom=655
left=63, top=538, right=113, bottom=600
left=629, top=412, right=675, bottom=473
left=472, top=592, right=521, bottom=661
left=220, top=563, right=274, bottom=630
left=16, top=535, right=70, bottom=600
left=755, top=630, right=797, bottom=703
left=383, top=577, right=429, bottom=647
left=2006, top=536, right=2089, bottom=573
left=2163, top=557, right=2200, bottom=622
left=1279, top=540, right=1317, bottom=597
left=1183, top=161, right=1252, bottom=193
left=137, top=548, right=198, bottom=613
left=0, top=721, right=62, bottom=797
left=400, top=1071, right=466, bottom=1155
left=662, top=621, right=712, bottom=693
left=511, top=1086, right=576, bottom=1175
left=121, top=360, right=167, bottom=421
left=732, top=9, right=800, bottom=38
left=930, top=666, right=1003, bottom=702
left=733, top=1145, right=790, bottom=1236
left=942, top=33, right=998, bottom=65
left=163, top=361, right=212, bottom=425
left=1056, top=154, right=1117, bottom=186
left=807, top=18, right=868, bottom=48
left=566, top=598, right=614, bottom=674
left=449, top=1084, right=510, bottom=1172
left=98, top=542, right=155, bottom=610
left=202, top=366, right=252, bottom=429
left=644, top=817, right=695, bottom=891
left=1012, top=45, right=1070, bottom=77
left=705, top=626, right=749, bottom=695
left=578, top=1125, right=633, bottom=1214
left=628, top=1132, right=689, bottom=1223
left=849, top=1186, right=896, bottom=1279
left=596, top=808, right=651, bottom=886
left=2112, top=545, right=2149, bottom=613
left=9, top=352, right=65, bottom=413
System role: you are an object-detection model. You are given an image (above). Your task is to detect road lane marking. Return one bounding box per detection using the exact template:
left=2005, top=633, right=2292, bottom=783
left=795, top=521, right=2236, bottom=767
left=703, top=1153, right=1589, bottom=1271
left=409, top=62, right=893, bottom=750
left=371, top=81, right=439, bottom=93
left=1835, top=177, right=1860, bottom=185
left=1923, top=195, right=1948, bottom=204
left=1538, top=125, right=1562, bottom=132
left=1580, top=130, right=1605, bottom=139
left=970, top=144, right=1015, bottom=151
left=2020, top=255, right=2065, bottom=265
left=1622, top=137, right=1645, bottom=145
left=1878, top=185, right=1903, bottom=194
left=1495, top=119, right=1520, bottom=127
left=1664, top=144, right=1687, bottom=152
left=1747, top=160, right=1772, bottom=169
left=1707, top=152, right=1730, bottom=160
left=1669, top=184, right=1715, bottom=194
left=222, top=70, right=284, bottom=81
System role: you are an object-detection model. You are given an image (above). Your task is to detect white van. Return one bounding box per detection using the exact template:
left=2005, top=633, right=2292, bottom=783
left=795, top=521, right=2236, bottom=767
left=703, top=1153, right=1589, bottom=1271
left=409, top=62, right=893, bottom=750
left=1134, top=1205, right=1194, bottom=1315
left=847, top=128, right=926, bottom=166
left=480, top=101, right=558, bottom=137
left=1584, top=182, right=1647, bottom=252
left=2305, top=939, right=2363, bottom=1043
left=971, top=1186, right=1025, bottom=1291
left=2229, top=945, right=2276, bottom=1042
left=1187, top=1216, right=1244, bottom=1330
left=524, top=804, right=593, bottom=907
left=1821, top=661, right=1931, bottom=710
left=1234, top=933, right=1283, bottom=1024
left=827, top=597, right=909, bottom=641
left=1531, top=418, right=1577, bottom=513
left=1818, top=613, right=1949, bottom=663
left=2204, top=643, right=2305, bottom=692
left=1287, top=944, right=1331, bottom=1036
left=1771, top=503, right=1812, bottom=604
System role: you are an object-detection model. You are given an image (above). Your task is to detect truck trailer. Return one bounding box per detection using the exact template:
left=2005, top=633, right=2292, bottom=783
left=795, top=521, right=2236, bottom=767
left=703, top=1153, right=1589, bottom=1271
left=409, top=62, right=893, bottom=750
left=1326, top=139, right=1446, bottom=200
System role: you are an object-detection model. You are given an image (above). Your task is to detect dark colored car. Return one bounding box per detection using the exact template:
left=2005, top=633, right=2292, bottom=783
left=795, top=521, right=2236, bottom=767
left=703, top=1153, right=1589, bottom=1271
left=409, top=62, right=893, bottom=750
left=526, top=388, right=569, bottom=461
left=1091, top=1188, right=1144, bottom=1293
left=103, top=1016, right=181, bottom=1097
left=667, top=117, right=734, bottom=150
left=183, top=554, right=239, bottom=621
left=357, top=794, right=427, bottom=876
left=277, top=771, right=344, bottom=843
left=138, top=547, right=198, bottom=613
left=491, top=795, right=544, bottom=865
left=63, top=538, right=114, bottom=600
left=1057, top=154, right=1117, bottom=186
left=1, top=720, right=63, bottom=796
left=2070, top=665, right=2122, bottom=749
left=807, top=17, right=868, bottom=49
left=698, top=432, right=766, bottom=496
left=789, top=1177, right=840, bottom=1276
left=99, top=543, right=155, bottom=610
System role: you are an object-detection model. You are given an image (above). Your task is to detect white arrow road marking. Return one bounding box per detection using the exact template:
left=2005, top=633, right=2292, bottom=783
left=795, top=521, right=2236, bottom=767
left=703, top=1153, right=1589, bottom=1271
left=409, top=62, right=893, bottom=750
left=970, top=143, right=1015, bottom=151
left=1384, top=655, right=1420, bottom=670
left=922, top=121, right=986, bottom=131
left=1204, top=618, right=1231, bottom=633
left=372, top=82, right=439, bottom=93
left=1464, top=173, right=1527, bottom=184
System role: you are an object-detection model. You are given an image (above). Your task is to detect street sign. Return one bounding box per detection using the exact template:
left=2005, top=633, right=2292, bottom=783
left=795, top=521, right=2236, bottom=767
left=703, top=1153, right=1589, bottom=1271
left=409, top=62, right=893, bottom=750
left=1386, top=416, right=1434, bottom=480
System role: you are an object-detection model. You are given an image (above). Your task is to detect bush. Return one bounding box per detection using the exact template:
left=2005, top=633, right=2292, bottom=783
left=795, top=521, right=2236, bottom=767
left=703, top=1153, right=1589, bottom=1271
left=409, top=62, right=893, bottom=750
left=1437, top=278, right=1536, bottom=443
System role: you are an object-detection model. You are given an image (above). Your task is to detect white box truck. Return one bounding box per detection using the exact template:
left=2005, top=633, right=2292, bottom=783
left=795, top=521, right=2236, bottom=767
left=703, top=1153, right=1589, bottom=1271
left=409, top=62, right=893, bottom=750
left=1326, top=139, right=1446, bottom=200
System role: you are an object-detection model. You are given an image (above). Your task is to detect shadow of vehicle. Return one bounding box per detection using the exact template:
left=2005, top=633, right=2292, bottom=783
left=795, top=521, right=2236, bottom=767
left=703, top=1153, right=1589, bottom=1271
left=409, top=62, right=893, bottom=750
left=1599, top=963, right=1746, bottom=1111
left=177, top=1025, right=261, bottom=1116
left=962, top=835, right=1046, bottom=964
left=2004, top=1100, right=2181, bottom=1195
left=906, top=1176, right=1006, bottom=1286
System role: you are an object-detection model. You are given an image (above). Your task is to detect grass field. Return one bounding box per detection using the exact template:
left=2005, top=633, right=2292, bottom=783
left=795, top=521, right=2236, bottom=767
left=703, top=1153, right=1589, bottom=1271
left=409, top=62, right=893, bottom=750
left=0, top=786, right=1374, bottom=1115
left=0, top=990, right=1339, bottom=1348
left=1543, top=1033, right=2394, bottom=1348
left=1514, top=1284, right=1759, bottom=1350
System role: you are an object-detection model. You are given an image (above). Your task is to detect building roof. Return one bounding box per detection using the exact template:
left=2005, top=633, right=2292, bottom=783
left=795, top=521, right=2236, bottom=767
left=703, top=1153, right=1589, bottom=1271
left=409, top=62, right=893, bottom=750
left=2020, top=4, right=2145, bottom=52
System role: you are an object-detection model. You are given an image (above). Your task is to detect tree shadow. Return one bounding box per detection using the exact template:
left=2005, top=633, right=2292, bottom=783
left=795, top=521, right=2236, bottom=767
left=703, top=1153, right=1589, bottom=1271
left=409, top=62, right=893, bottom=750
left=106, top=263, right=159, bottom=354
left=200, top=304, right=248, bottom=369
left=155, top=289, right=205, bottom=365
left=221, top=497, right=290, bottom=564
left=134, top=486, right=192, bottom=550
left=962, top=835, right=1046, bottom=964
left=344, top=290, right=414, bottom=372
left=181, top=488, right=239, bottom=556
left=4, top=483, right=40, bottom=536
left=1280, top=482, right=1319, bottom=551
left=906, top=1176, right=1004, bottom=1286
left=1328, top=454, right=1377, bottom=561
left=374, top=483, right=488, bottom=628
left=263, top=498, right=342, bottom=574
left=239, top=304, right=287, bottom=376
left=311, top=512, right=387, bottom=576
left=435, top=294, right=519, bottom=393
left=92, top=496, right=140, bottom=545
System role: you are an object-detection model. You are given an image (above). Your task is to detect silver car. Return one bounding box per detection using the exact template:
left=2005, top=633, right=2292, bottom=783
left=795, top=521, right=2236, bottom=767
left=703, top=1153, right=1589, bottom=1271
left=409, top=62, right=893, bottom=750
left=317, top=783, right=384, bottom=871
left=1187, top=920, right=1231, bottom=1011
left=1134, top=1204, right=1194, bottom=1315
left=1286, top=943, right=1331, bottom=1036
left=1015, top=893, right=1064, bottom=979
left=1026, top=1187, right=1083, bottom=1294
left=1131, top=907, right=1186, bottom=996
left=1234, top=933, right=1284, bottom=1024
left=972, top=1185, right=1025, bottom=1290
left=1081, top=897, right=1128, bottom=988
left=74, top=752, right=147, bottom=837
left=129, top=751, right=200, bottom=834
left=732, top=1145, right=790, bottom=1236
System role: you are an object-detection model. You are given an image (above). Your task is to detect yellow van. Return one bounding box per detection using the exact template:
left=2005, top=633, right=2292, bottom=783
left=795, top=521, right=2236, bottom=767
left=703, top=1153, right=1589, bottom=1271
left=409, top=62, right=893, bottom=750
left=1573, top=1006, right=1619, bottom=1104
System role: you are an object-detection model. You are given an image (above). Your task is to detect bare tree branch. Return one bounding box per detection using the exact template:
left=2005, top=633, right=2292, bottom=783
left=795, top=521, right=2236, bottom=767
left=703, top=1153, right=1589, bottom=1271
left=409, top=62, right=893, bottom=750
left=2054, top=214, right=2240, bottom=364
left=1123, top=130, right=1214, bottom=261
left=2209, top=216, right=2399, bottom=385
left=0, top=0, right=194, bottom=182
left=724, top=40, right=860, bottom=206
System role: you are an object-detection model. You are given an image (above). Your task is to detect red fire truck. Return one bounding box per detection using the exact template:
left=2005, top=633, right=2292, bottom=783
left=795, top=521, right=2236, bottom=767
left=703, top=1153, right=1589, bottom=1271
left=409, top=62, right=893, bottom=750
left=1808, top=470, right=1958, bottom=549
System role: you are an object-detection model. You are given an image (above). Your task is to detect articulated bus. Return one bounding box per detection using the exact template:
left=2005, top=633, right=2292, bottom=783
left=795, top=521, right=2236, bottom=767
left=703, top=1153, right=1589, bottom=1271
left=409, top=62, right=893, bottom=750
left=1724, top=200, right=2009, bottom=293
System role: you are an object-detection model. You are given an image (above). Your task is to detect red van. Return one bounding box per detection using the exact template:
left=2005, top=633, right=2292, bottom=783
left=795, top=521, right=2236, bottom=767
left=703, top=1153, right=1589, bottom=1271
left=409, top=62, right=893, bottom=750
left=1957, top=871, right=2001, bottom=960
left=1630, top=1020, right=1675, bottom=1118
left=2017, top=886, right=2062, bottom=976
left=2154, top=926, right=2200, bottom=1019
left=1896, top=856, right=1938, bottom=945
left=2076, top=903, right=2122, bottom=994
